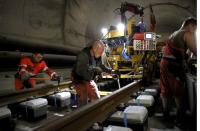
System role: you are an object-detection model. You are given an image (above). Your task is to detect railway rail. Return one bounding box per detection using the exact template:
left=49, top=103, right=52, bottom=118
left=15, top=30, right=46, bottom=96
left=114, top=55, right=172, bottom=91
left=0, top=80, right=141, bottom=131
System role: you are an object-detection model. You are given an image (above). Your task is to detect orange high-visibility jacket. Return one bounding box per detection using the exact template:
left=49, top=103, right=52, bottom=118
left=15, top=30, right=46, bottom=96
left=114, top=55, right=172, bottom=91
left=18, top=56, right=55, bottom=77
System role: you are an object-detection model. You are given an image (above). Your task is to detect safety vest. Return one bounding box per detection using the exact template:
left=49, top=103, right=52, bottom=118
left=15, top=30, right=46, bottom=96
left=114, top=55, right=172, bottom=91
left=17, top=56, right=54, bottom=77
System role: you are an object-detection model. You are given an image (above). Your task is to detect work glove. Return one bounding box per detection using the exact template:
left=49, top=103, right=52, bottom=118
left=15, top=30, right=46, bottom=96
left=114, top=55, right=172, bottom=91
left=93, top=67, right=103, bottom=74
left=51, top=73, right=60, bottom=81
left=94, top=74, right=102, bottom=82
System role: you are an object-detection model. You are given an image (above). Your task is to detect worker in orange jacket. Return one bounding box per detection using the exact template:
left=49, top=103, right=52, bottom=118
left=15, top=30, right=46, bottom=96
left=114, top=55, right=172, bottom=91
left=15, top=53, right=58, bottom=90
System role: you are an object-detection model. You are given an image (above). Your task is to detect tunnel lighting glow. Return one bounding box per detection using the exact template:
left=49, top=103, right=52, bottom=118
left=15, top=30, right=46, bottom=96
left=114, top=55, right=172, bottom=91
left=101, top=28, right=108, bottom=36
left=117, top=23, right=125, bottom=32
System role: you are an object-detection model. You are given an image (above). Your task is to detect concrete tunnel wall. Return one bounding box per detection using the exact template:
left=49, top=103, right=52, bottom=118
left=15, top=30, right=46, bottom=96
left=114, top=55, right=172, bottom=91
left=0, top=0, right=196, bottom=50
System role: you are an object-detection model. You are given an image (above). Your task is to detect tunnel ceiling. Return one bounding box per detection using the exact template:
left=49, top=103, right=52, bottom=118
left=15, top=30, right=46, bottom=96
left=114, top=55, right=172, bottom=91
left=0, top=0, right=196, bottom=52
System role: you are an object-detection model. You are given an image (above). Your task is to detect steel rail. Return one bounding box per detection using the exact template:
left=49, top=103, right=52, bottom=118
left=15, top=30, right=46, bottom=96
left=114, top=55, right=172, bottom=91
left=0, top=81, right=72, bottom=107
left=36, top=80, right=141, bottom=131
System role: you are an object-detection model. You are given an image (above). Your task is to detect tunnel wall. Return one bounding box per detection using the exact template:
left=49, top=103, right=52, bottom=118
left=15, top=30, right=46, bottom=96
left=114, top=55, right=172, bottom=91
left=0, top=0, right=196, bottom=49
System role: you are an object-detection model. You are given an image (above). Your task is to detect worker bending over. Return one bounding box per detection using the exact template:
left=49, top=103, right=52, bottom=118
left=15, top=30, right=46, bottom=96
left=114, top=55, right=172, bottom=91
left=160, top=17, right=196, bottom=126
left=72, top=40, right=113, bottom=106
left=15, top=53, right=59, bottom=90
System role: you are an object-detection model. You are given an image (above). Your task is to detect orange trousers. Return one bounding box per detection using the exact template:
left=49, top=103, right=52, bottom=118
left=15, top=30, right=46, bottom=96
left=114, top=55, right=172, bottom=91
left=74, top=80, right=100, bottom=106
left=160, top=59, right=185, bottom=97
left=15, top=78, right=36, bottom=90
left=160, top=58, right=187, bottom=121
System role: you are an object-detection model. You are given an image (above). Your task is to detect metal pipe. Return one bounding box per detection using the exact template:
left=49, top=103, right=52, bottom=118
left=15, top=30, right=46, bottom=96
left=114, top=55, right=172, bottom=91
left=0, top=51, right=76, bottom=69
left=0, top=37, right=80, bottom=56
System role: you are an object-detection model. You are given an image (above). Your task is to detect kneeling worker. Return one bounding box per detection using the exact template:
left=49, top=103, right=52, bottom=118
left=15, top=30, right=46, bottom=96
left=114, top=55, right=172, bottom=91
left=15, top=53, right=59, bottom=90
left=72, top=40, right=113, bottom=106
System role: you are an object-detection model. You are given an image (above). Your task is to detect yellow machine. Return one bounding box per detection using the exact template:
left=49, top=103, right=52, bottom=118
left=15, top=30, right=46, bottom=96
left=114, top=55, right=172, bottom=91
left=103, top=2, right=158, bottom=81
